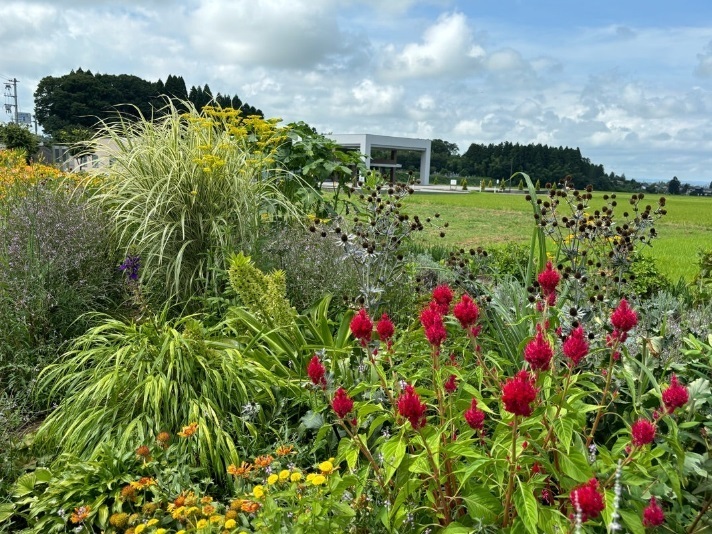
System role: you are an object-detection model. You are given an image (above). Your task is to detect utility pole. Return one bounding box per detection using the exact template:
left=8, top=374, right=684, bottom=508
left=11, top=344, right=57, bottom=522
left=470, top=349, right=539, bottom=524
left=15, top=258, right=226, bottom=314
left=4, top=78, right=19, bottom=123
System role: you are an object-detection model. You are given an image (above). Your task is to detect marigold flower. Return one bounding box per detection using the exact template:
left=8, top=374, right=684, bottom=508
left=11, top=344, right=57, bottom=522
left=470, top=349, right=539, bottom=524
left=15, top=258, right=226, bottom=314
left=563, top=326, right=589, bottom=366
left=397, top=384, right=427, bottom=429
left=642, top=497, right=665, bottom=527
left=279, top=469, right=290, bottom=481
left=311, top=474, right=327, bottom=485
left=331, top=387, right=355, bottom=418
left=570, top=478, right=605, bottom=522
left=610, top=298, right=638, bottom=333
left=306, top=354, right=327, bottom=389
left=225, top=519, right=237, bottom=529
left=631, top=418, right=656, bottom=447
left=464, top=398, right=485, bottom=430
left=196, top=519, right=208, bottom=529
left=178, top=422, right=198, bottom=438
left=275, top=444, right=294, bottom=457
left=501, top=370, right=538, bottom=417
left=444, top=374, right=458, bottom=394
left=267, top=474, right=279, bottom=485
left=350, top=308, right=373, bottom=346
left=290, top=472, right=303, bottom=482
left=537, top=261, right=560, bottom=302
left=253, top=455, right=274, bottom=468
left=252, top=485, right=265, bottom=499
left=524, top=331, right=553, bottom=371
left=662, top=374, right=689, bottom=413
left=453, top=294, right=479, bottom=328
left=432, top=284, right=454, bottom=314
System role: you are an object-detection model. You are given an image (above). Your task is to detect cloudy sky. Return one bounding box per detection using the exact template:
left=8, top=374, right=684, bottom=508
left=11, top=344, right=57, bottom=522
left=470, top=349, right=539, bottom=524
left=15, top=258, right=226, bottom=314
left=3, top=0, right=712, bottom=184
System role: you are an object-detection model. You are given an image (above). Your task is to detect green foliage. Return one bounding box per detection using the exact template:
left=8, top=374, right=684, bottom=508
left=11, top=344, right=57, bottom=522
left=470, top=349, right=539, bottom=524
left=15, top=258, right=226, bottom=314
left=0, top=124, right=38, bottom=161
left=629, top=253, right=671, bottom=298
left=84, top=100, right=301, bottom=305
left=228, top=252, right=295, bottom=328
left=33, top=311, right=282, bottom=483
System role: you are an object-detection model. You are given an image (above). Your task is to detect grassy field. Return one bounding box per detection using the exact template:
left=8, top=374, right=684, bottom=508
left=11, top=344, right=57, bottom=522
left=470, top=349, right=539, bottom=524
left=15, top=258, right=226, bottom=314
left=403, top=190, right=712, bottom=282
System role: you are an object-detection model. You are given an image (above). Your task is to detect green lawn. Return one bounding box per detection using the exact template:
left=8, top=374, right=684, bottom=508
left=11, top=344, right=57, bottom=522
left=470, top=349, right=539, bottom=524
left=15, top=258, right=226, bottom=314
left=404, top=190, right=712, bottom=281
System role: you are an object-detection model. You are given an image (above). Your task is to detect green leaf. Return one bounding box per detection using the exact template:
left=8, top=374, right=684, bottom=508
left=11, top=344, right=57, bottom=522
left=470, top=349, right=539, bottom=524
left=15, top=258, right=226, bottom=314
left=515, top=479, right=539, bottom=534
left=300, top=410, right=324, bottom=430
left=0, top=503, right=15, bottom=523
left=558, top=447, right=593, bottom=483
left=441, top=523, right=473, bottom=533
left=619, top=508, right=645, bottom=534
left=381, top=434, right=407, bottom=484
left=461, top=486, right=501, bottom=523
left=12, top=472, right=39, bottom=498
left=553, top=417, right=574, bottom=453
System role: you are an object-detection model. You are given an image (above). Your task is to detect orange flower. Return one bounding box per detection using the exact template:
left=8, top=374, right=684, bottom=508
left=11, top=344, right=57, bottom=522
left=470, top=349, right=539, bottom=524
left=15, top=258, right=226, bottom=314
left=174, top=494, right=187, bottom=508
left=130, top=477, right=156, bottom=490
left=227, top=462, right=253, bottom=478
left=241, top=500, right=261, bottom=514
left=178, top=422, right=199, bottom=437
left=120, top=485, right=137, bottom=502
left=253, top=455, right=274, bottom=469
left=136, top=445, right=151, bottom=460
left=275, top=445, right=294, bottom=457
left=156, top=432, right=171, bottom=447
left=70, top=505, right=91, bottom=524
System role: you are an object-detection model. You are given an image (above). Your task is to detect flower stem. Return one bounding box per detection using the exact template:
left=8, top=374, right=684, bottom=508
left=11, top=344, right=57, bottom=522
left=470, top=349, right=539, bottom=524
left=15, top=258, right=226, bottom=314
left=586, top=342, right=618, bottom=449
left=502, top=415, right=519, bottom=528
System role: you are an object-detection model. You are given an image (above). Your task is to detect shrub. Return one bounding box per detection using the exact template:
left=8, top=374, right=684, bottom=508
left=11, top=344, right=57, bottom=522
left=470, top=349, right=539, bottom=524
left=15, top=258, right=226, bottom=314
left=83, top=101, right=301, bottom=306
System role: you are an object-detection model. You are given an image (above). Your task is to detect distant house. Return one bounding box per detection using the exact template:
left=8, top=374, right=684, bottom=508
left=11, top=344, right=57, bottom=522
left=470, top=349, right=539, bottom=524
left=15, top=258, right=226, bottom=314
left=689, top=186, right=712, bottom=197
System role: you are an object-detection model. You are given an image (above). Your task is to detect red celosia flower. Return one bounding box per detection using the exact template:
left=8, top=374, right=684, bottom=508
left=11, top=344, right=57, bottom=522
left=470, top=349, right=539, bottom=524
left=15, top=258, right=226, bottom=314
left=376, top=313, right=395, bottom=346
left=444, top=374, right=458, bottom=394
left=524, top=331, right=554, bottom=371
left=662, top=374, right=689, bottom=413
left=464, top=398, right=485, bottom=430
left=306, top=355, right=326, bottom=389
left=563, top=326, right=589, bottom=366
left=501, top=370, right=538, bottom=417
left=570, top=478, right=605, bottom=522
left=537, top=261, right=560, bottom=300
left=432, top=284, right=454, bottom=314
left=350, top=308, right=373, bottom=346
left=397, top=384, right=427, bottom=429
left=610, top=298, right=638, bottom=333
left=420, top=302, right=447, bottom=347
left=453, top=294, right=479, bottom=329
left=631, top=418, right=656, bottom=447
left=642, top=497, right=665, bottom=527
left=332, top=387, right=354, bottom=419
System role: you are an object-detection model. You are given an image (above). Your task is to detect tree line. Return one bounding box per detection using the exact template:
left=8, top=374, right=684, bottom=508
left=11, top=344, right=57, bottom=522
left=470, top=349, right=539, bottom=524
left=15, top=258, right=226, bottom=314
left=33, top=69, right=262, bottom=143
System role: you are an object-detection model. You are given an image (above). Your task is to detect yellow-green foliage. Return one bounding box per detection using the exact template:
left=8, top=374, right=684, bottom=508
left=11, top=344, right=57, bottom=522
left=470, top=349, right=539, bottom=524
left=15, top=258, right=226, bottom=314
left=228, top=252, right=295, bottom=328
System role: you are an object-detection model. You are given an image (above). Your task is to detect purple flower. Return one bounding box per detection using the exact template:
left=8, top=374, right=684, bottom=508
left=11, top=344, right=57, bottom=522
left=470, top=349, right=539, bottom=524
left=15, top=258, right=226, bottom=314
left=119, top=255, right=140, bottom=281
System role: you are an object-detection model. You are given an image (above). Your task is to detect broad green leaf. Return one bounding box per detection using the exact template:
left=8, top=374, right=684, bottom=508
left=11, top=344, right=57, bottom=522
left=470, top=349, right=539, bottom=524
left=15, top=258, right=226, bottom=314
left=381, top=434, right=407, bottom=484
left=515, top=479, right=539, bottom=534
left=461, top=486, right=501, bottom=523
left=558, top=447, right=593, bottom=483
left=0, top=503, right=14, bottom=523
left=441, top=523, right=473, bottom=533
left=619, top=508, right=645, bottom=534
left=553, top=417, right=574, bottom=453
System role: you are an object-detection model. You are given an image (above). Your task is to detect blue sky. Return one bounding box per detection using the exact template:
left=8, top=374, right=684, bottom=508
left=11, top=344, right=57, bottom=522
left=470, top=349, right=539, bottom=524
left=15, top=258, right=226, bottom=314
left=2, top=0, right=712, bottom=184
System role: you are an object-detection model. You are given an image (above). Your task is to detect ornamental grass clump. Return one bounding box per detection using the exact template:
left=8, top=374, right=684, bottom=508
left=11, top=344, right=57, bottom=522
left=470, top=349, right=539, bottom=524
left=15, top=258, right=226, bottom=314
left=82, top=100, right=300, bottom=306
